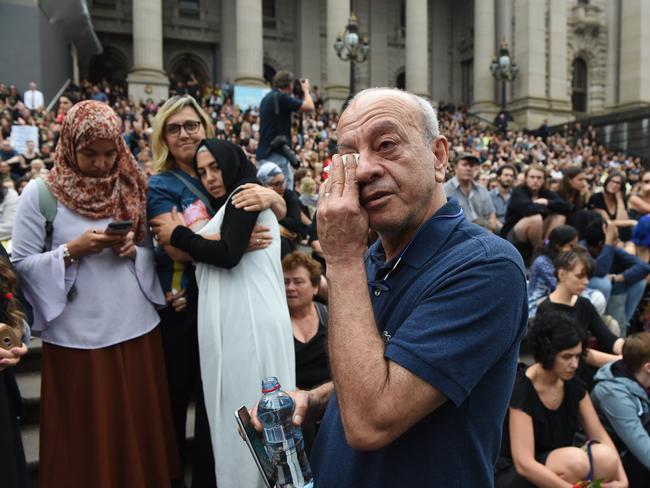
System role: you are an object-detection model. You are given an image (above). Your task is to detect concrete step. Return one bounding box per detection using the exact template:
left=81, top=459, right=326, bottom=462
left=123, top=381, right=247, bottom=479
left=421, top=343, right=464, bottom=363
left=15, top=371, right=40, bottom=425
left=14, top=337, right=42, bottom=375
left=21, top=402, right=196, bottom=483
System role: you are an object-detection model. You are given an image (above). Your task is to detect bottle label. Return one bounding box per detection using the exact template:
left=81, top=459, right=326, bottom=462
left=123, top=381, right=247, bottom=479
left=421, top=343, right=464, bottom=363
left=264, top=425, right=288, bottom=443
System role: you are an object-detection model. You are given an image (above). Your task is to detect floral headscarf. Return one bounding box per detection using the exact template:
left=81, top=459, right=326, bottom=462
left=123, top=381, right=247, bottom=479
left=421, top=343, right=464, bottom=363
left=46, top=100, right=148, bottom=242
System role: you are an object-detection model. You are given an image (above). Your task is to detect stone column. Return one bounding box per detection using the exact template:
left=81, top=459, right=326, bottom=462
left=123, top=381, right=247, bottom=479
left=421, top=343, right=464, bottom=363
left=325, top=0, right=350, bottom=110
left=604, top=0, right=621, bottom=109
left=619, top=0, right=650, bottom=108
left=496, top=0, right=512, bottom=48
left=369, top=0, right=388, bottom=87
left=472, top=0, right=497, bottom=115
left=235, top=0, right=265, bottom=86
left=220, top=0, right=237, bottom=84
left=511, top=0, right=546, bottom=128
left=297, top=0, right=322, bottom=88
left=548, top=0, right=571, bottom=117
left=405, top=0, right=428, bottom=98
left=430, top=0, right=451, bottom=104
left=126, top=0, right=169, bottom=103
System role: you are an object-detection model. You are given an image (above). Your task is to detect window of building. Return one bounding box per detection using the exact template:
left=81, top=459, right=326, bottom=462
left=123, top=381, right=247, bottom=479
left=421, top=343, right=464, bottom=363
left=461, top=60, right=473, bottom=107
left=93, top=0, right=116, bottom=8
left=399, top=0, right=406, bottom=38
left=263, top=0, right=277, bottom=30
left=179, top=0, right=199, bottom=19
left=572, top=57, right=588, bottom=112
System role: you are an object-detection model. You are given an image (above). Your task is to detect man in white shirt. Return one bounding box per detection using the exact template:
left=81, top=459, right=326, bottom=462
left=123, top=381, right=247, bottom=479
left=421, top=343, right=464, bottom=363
left=23, top=82, right=44, bottom=111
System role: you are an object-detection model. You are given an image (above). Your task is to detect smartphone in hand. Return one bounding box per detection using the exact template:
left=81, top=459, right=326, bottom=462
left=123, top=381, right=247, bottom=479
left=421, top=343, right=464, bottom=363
left=234, top=406, right=276, bottom=488
left=105, top=220, right=133, bottom=236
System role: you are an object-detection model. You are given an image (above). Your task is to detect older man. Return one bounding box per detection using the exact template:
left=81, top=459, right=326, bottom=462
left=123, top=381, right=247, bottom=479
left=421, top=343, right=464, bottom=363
left=262, top=88, right=527, bottom=487
left=444, top=154, right=498, bottom=232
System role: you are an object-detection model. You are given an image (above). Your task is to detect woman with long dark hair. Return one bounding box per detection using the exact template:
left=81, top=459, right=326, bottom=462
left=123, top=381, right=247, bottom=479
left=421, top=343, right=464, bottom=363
left=588, top=171, right=636, bottom=242
left=0, top=250, right=28, bottom=488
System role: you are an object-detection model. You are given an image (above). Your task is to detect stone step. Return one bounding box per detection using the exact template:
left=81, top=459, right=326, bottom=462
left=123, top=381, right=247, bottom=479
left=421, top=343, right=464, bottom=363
left=14, top=337, right=42, bottom=375
left=15, top=371, right=40, bottom=425
left=22, top=404, right=196, bottom=485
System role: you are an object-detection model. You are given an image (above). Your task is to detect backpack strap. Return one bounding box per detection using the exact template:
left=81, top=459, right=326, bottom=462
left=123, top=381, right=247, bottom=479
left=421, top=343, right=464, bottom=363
left=36, top=177, right=57, bottom=252
left=170, top=171, right=215, bottom=215
left=35, top=178, right=76, bottom=301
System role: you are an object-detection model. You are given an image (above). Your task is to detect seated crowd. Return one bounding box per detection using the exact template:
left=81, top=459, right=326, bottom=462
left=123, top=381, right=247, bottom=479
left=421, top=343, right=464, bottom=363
left=0, top=78, right=649, bottom=486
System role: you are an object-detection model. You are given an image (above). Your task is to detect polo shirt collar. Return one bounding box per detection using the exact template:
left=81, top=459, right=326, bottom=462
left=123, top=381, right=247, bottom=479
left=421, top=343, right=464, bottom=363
left=366, top=198, right=464, bottom=270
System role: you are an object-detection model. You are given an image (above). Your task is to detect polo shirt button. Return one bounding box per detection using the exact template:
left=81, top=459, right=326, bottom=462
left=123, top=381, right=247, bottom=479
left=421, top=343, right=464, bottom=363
left=374, top=288, right=381, bottom=296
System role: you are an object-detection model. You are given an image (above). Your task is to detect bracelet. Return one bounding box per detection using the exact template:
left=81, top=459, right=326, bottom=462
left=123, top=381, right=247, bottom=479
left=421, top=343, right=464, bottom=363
left=63, top=244, right=76, bottom=264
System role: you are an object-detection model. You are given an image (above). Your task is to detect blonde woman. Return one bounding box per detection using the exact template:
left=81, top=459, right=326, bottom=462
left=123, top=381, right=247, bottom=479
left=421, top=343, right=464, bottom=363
left=147, top=95, right=286, bottom=484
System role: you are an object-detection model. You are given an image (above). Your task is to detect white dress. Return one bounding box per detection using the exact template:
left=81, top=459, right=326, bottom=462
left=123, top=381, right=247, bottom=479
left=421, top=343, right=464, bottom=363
left=195, top=190, right=296, bottom=488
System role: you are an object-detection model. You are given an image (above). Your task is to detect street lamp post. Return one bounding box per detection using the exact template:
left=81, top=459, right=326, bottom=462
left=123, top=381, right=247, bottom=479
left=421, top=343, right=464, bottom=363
left=489, top=41, right=519, bottom=112
left=334, top=12, right=370, bottom=97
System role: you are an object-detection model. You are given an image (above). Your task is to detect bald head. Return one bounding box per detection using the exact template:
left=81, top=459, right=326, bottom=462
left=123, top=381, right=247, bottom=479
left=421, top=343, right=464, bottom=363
left=343, top=88, right=439, bottom=146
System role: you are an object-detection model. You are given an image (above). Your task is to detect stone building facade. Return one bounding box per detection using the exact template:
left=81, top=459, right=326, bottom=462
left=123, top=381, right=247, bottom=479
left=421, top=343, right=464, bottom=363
left=4, top=0, right=650, bottom=130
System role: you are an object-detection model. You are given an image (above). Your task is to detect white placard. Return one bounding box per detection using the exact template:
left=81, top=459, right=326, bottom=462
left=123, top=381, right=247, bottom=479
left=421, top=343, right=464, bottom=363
left=10, top=125, right=39, bottom=154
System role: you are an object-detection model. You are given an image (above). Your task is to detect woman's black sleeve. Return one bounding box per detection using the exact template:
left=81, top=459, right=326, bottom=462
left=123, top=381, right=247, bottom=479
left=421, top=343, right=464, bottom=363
left=581, top=298, right=618, bottom=352
left=170, top=201, right=259, bottom=269
left=543, top=189, right=572, bottom=215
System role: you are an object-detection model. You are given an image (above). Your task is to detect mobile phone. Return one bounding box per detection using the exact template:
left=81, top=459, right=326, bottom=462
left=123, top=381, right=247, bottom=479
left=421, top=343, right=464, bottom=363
left=0, top=324, right=21, bottom=351
left=234, top=406, right=276, bottom=488
left=105, top=220, right=133, bottom=236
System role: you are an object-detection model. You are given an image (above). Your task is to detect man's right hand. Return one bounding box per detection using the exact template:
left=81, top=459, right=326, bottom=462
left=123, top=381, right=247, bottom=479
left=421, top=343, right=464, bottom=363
left=249, top=382, right=333, bottom=432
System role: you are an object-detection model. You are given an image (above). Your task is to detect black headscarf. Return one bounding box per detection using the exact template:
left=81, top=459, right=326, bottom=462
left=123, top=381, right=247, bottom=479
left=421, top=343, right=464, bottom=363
left=193, top=139, right=259, bottom=210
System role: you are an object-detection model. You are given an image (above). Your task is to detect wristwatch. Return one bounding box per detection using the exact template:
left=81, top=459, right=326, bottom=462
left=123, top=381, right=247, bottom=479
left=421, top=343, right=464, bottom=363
left=63, top=244, right=76, bottom=264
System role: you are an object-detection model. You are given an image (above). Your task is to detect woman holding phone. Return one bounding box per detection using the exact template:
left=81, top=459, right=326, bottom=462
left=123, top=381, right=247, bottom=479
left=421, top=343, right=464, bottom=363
left=151, top=139, right=295, bottom=488
left=11, top=100, right=179, bottom=487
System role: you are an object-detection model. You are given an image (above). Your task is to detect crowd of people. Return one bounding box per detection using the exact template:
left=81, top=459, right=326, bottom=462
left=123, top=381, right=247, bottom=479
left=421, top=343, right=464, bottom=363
left=0, top=75, right=648, bottom=488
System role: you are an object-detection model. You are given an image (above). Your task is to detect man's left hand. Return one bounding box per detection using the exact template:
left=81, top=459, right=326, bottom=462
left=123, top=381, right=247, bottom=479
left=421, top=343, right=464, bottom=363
left=317, top=154, right=369, bottom=266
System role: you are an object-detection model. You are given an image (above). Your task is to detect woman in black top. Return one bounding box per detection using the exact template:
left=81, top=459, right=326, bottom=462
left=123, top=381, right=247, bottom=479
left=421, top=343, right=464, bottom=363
left=282, top=251, right=330, bottom=390
left=536, top=249, right=624, bottom=377
left=496, top=311, right=627, bottom=488
left=557, top=166, right=588, bottom=219
left=282, top=251, right=330, bottom=454
left=588, top=171, right=636, bottom=242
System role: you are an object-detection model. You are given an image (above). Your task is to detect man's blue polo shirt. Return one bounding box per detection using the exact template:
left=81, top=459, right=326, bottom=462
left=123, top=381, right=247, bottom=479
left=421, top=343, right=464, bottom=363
left=310, top=199, right=528, bottom=487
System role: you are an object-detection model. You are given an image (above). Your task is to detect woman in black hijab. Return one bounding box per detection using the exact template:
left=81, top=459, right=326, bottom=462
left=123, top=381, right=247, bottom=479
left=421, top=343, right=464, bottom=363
left=152, top=138, right=276, bottom=266
left=150, top=139, right=296, bottom=487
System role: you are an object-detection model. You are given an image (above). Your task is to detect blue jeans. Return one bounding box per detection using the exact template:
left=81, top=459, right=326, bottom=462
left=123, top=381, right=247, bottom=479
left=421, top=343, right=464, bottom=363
left=591, top=276, right=646, bottom=335
left=264, top=152, right=294, bottom=191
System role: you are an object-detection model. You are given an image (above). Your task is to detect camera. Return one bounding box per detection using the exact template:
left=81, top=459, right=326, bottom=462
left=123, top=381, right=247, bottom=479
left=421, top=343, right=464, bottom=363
left=292, top=79, right=304, bottom=99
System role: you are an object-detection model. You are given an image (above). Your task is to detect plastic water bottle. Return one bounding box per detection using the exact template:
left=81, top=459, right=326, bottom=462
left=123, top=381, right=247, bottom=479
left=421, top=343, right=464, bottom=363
left=257, top=377, right=314, bottom=488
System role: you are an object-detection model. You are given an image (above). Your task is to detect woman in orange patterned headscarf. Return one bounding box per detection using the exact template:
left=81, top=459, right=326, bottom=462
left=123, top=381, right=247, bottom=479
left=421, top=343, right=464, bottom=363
left=47, top=100, right=148, bottom=242
left=11, top=100, right=181, bottom=487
